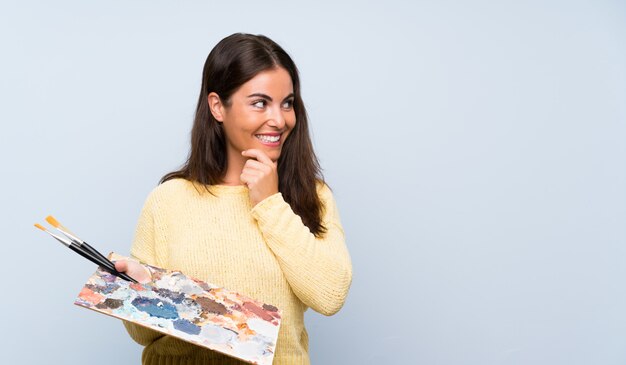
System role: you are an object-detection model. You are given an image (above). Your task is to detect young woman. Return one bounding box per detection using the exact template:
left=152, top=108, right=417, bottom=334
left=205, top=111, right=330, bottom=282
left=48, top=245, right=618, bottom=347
left=115, top=32, right=352, bottom=365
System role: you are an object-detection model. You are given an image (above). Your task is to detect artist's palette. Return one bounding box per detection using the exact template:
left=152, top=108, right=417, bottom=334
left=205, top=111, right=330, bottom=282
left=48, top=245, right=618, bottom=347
left=74, top=253, right=281, bottom=365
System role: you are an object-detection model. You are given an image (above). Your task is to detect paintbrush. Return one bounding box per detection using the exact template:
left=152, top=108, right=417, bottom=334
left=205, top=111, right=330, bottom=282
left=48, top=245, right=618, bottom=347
left=34, top=222, right=138, bottom=283
left=40, top=216, right=138, bottom=283
left=45, top=215, right=119, bottom=270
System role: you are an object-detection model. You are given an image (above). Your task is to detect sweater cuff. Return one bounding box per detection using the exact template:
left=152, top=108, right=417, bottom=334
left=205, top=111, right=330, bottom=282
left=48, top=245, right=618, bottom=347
left=250, top=192, right=286, bottom=220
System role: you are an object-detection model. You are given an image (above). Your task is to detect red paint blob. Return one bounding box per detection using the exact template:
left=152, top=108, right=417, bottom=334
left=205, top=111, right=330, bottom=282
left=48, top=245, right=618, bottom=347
left=79, top=287, right=105, bottom=304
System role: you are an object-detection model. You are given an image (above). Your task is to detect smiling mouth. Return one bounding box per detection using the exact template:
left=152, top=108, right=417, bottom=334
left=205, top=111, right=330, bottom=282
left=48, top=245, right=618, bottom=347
left=255, top=134, right=281, bottom=143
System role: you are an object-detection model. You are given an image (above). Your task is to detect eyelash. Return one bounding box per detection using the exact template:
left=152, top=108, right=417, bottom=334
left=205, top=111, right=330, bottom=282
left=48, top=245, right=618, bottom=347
left=252, top=99, right=294, bottom=109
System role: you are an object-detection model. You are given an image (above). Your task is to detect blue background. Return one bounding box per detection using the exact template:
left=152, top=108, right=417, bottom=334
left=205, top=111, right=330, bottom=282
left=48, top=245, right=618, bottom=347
left=1, top=0, right=625, bottom=364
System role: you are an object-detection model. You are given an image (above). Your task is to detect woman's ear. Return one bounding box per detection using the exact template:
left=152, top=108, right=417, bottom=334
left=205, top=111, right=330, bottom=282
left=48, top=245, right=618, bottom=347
left=208, top=92, right=225, bottom=122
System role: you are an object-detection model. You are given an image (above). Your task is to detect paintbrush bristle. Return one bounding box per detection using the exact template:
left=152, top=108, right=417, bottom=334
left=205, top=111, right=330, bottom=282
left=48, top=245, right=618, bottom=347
left=45, top=215, right=61, bottom=228
left=34, top=223, right=46, bottom=231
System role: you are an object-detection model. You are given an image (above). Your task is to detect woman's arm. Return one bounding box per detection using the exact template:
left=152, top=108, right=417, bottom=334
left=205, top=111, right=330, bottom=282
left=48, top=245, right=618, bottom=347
left=250, top=182, right=353, bottom=316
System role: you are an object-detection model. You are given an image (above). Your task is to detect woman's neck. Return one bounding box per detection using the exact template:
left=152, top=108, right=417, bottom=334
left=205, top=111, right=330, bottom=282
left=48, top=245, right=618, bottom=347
left=220, top=149, right=246, bottom=186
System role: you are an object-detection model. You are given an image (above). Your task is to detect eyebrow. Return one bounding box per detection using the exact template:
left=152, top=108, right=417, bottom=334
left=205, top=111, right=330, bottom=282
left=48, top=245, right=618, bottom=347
left=246, top=92, right=295, bottom=102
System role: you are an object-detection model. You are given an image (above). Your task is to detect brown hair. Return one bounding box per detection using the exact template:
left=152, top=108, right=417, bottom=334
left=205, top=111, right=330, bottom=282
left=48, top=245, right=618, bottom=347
left=161, top=33, right=327, bottom=237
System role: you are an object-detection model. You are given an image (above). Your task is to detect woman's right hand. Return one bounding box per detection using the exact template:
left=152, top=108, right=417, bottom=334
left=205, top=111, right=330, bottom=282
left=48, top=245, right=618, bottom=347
left=114, top=260, right=152, bottom=283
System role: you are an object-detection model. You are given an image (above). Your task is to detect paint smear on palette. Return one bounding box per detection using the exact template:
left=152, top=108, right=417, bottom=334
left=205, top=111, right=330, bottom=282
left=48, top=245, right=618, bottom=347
left=74, top=253, right=281, bottom=365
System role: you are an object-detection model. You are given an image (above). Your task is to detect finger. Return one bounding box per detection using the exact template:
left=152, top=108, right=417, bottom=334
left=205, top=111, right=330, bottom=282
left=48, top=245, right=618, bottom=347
left=115, top=260, right=128, bottom=273
left=135, top=266, right=152, bottom=284
left=239, top=171, right=255, bottom=186
left=242, top=149, right=274, bottom=166
left=121, top=261, right=152, bottom=283
left=240, top=172, right=259, bottom=185
left=243, top=159, right=272, bottom=173
left=240, top=165, right=264, bottom=178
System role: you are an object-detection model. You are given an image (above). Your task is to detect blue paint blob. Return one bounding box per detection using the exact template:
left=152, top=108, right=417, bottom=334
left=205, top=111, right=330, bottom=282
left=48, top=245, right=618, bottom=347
left=173, top=319, right=201, bottom=335
left=131, top=297, right=179, bottom=319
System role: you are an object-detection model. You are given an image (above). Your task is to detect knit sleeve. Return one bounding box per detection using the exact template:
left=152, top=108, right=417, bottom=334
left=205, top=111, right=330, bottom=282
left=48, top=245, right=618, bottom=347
left=250, top=182, right=353, bottom=316
left=122, top=189, right=166, bottom=346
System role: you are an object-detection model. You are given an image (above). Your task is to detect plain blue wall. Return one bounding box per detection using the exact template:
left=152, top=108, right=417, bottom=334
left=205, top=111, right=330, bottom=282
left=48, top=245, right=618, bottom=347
left=1, top=0, right=625, bottom=364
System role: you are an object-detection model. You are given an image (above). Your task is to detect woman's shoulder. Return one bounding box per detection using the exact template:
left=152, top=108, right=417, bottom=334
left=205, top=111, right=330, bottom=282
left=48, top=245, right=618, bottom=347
left=145, top=178, right=196, bottom=202
left=315, top=179, right=335, bottom=201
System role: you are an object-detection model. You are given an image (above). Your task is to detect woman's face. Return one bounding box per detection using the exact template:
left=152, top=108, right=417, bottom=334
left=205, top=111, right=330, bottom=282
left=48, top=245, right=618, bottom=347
left=210, top=67, right=296, bottom=163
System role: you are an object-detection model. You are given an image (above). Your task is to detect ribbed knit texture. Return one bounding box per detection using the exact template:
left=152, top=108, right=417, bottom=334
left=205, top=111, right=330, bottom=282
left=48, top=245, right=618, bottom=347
left=123, top=178, right=353, bottom=365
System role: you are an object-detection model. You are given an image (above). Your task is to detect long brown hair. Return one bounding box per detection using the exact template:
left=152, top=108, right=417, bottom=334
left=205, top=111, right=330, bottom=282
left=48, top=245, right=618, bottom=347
left=161, top=33, right=327, bottom=237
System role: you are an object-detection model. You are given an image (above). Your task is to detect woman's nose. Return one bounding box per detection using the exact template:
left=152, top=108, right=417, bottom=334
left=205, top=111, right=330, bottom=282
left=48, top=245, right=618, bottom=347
left=267, top=107, right=286, bottom=129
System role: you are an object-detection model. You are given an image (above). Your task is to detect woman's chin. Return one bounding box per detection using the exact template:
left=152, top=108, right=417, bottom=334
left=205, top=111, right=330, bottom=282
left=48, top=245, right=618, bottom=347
left=261, top=147, right=282, bottom=162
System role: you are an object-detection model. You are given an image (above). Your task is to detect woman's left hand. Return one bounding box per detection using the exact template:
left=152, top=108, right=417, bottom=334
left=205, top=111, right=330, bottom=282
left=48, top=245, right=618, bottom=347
left=240, top=149, right=279, bottom=207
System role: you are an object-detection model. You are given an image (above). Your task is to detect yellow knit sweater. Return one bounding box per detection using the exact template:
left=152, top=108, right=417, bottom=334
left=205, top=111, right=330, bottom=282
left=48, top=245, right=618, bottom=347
left=123, top=178, right=352, bottom=364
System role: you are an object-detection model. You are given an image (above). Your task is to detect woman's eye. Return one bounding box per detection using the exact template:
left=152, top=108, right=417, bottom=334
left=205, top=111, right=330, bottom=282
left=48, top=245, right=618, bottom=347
left=252, top=100, right=266, bottom=108
left=282, top=100, right=294, bottom=109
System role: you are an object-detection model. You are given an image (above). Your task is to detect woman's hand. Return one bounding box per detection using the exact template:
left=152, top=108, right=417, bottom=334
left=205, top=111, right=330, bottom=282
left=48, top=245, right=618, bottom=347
left=114, top=260, right=152, bottom=283
left=240, top=149, right=279, bottom=207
